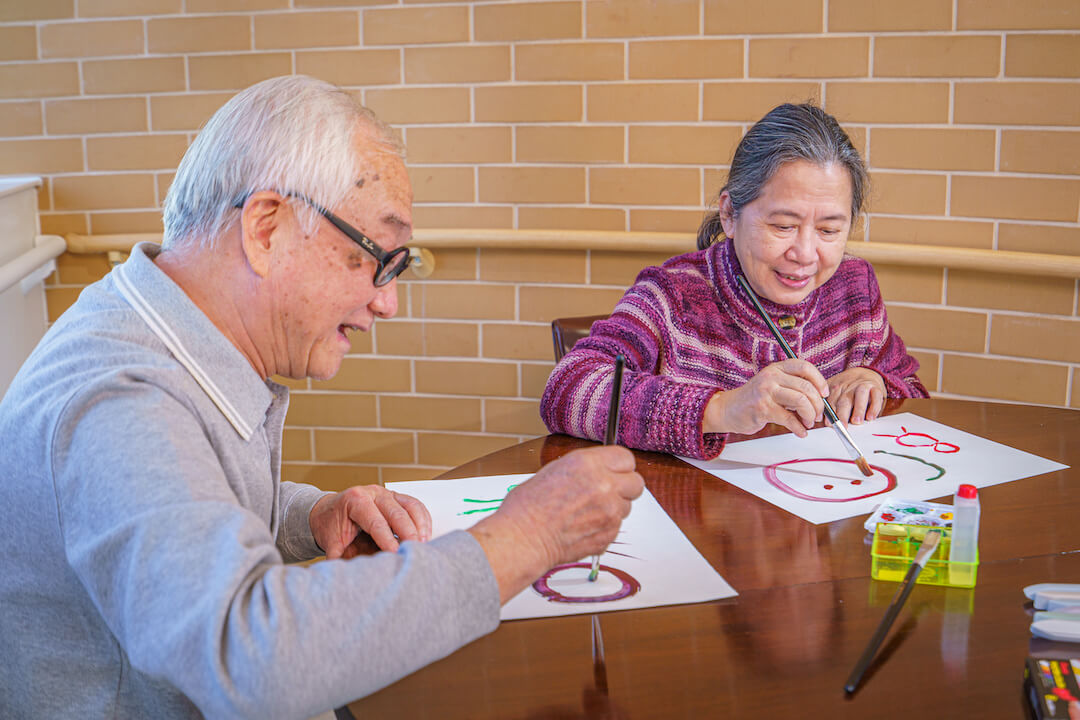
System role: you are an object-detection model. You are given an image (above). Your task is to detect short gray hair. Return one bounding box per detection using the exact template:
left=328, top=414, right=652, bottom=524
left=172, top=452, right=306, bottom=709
left=697, top=103, right=868, bottom=250
left=162, top=75, right=403, bottom=250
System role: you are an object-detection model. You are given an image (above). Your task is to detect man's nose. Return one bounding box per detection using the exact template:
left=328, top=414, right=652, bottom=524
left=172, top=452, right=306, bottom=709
left=370, top=277, right=398, bottom=319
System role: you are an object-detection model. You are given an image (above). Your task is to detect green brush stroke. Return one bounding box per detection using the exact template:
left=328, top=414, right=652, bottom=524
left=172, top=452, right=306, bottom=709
left=873, top=450, right=945, bottom=481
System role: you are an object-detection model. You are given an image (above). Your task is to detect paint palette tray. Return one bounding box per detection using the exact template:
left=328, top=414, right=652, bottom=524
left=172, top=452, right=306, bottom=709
left=870, top=523, right=978, bottom=588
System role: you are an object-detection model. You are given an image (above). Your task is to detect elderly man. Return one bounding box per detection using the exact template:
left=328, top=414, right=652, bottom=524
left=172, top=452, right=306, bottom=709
left=0, top=76, right=642, bottom=719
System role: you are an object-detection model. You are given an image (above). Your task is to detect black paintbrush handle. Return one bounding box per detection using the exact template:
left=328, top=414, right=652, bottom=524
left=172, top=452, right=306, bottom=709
left=844, top=563, right=923, bottom=693
left=605, top=354, right=625, bottom=446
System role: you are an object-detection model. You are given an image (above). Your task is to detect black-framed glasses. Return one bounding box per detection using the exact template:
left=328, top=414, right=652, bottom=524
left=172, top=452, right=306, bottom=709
left=234, top=191, right=412, bottom=287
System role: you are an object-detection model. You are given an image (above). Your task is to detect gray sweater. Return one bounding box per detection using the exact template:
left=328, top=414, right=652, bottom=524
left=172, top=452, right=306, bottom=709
left=0, top=243, right=500, bottom=718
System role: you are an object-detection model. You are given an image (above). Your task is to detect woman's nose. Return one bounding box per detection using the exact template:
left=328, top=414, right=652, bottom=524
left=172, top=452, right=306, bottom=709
left=785, top=226, right=817, bottom=264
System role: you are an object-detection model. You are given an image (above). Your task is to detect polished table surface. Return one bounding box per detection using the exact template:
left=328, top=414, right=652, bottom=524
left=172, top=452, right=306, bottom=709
left=348, top=399, right=1080, bottom=719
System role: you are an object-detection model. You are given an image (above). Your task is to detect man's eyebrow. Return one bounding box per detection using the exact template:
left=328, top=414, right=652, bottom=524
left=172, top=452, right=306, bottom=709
left=383, top=213, right=410, bottom=229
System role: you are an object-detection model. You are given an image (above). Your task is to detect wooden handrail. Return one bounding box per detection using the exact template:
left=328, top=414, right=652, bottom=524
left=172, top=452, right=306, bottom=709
left=63, top=230, right=1080, bottom=279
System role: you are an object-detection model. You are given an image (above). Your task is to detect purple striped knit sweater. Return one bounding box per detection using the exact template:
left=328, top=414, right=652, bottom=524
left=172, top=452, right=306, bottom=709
left=540, top=239, right=928, bottom=460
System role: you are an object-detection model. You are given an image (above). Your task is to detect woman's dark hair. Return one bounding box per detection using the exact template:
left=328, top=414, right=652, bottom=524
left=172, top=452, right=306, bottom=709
left=696, top=103, right=868, bottom=250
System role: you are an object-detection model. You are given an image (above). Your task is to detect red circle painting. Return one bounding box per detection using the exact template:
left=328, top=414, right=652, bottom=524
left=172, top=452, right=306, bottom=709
left=763, top=458, right=898, bottom=503
left=532, top=562, right=641, bottom=603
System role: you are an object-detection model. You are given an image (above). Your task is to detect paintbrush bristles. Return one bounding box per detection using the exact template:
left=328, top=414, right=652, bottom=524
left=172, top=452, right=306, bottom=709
left=855, top=456, right=873, bottom=477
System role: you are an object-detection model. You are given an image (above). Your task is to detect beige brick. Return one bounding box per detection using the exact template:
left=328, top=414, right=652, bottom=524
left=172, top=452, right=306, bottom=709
left=295, top=0, right=381, bottom=6
left=703, top=82, right=822, bottom=121
left=405, top=127, right=511, bottom=164
left=872, top=263, right=943, bottom=304
left=364, top=6, right=468, bottom=45
left=874, top=35, right=1000, bottom=78
left=629, top=209, right=708, bottom=233
left=591, top=250, right=678, bottom=286
left=870, top=128, right=995, bottom=172
left=80, top=0, right=182, bottom=15
left=188, top=53, right=291, bottom=92
left=0, top=101, right=43, bottom=136
left=86, top=134, right=188, bottom=172
left=516, top=42, right=623, bottom=82
left=998, top=223, right=1080, bottom=256
left=1007, top=34, right=1080, bottom=78
left=312, top=357, right=410, bottom=392
left=482, top=323, right=552, bottom=361
left=951, top=176, right=1080, bottom=223
left=954, top=82, right=1080, bottom=126
left=283, top=392, right=377, bottom=427
left=826, top=82, right=949, bottom=123
left=591, top=167, right=700, bottom=206
left=53, top=174, right=155, bottom=211
left=705, top=0, right=822, bottom=34
left=282, top=428, right=311, bottom=462
left=155, top=171, right=174, bottom=206
left=0, top=0, right=72, bottom=21
left=957, top=0, right=1080, bottom=30
left=255, top=11, right=359, bottom=50
left=629, top=125, right=742, bottom=165
left=478, top=167, right=586, bottom=204
left=0, top=25, right=36, bottom=61
left=519, top=286, right=624, bottom=322
left=519, top=207, right=626, bottom=231
left=281, top=464, right=379, bottom=493
left=415, top=360, right=517, bottom=396
left=315, top=429, right=416, bottom=463
left=587, top=0, right=699, bottom=37
left=406, top=248, right=477, bottom=282
left=750, top=37, right=869, bottom=79
left=887, top=306, right=988, bottom=352
left=522, top=363, right=556, bottom=397
left=941, top=354, right=1068, bottom=405
left=366, top=88, right=471, bottom=124
left=84, top=57, right=185, bottom=95
left=88, top=211, right=163, bottom=234
left=277, top=372, right=311, bottom=391
left=0, top=138, right=81, bottom=174
left=35, top=180, right=51, bottom=212
left=419, top=283, right=515, bottom=320
left=475, top=1, right=581, bottom=41
left=947, top=269, right=1074, bottom=315
left=411, top=206, right=513, bottom=230
left=47, top=97, right=147, bottom=134
left=484, top=399, right=548, bottom=435
left=374, top=321, right=421, bottom=356
left=476, top=85, right=582, bottom=123
left=422, top=321, right=479, bottom=357
left=1001, top=130, right=1080, bottom=175
left=868, top=216, right=993, bottom=249
left=829, top=0, right=951, bottom=31
left=0, top=63, right=79, bottom=100
left=990, top=315, right=1080, bottom=362
left=296, top=49, right=400, bottom=87
left=479, top=249, right=587, bottom=283
left=1073, top=369, right=1080, bottom=408
left=418, top=433, right=519, bottom=467
left=54, top=252, right=111, bottom=285
left=147, top=16, right=250, bottom=54
left=587, top=83, right=698, bottom=122
left=910, top=351, right=940, bottom=391
left=40, top=213, right=89, bottom=237
left=408, top=166, right=474, bottom=204
left=517, top=126, right=623, bottom=164
left=405, top=46, right=511, bottom=84
left=149, top=93, right=230, bottom=132
left=46, top=286, right=81, bottom=321
left=868, top=172, right=946, bottom=216
left=629, top=39, right=742, bottom=80
left=381, top=396, right=483, bottom=431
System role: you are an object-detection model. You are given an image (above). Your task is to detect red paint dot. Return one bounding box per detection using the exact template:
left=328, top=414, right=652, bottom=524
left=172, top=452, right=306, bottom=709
left=824, top=484, right=834, bottom=490
left=851, top=479, right=863, bottom=485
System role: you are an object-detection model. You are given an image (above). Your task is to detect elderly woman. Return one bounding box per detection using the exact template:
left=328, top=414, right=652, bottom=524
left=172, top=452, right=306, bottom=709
left=541, top=103, right=928, bottom=460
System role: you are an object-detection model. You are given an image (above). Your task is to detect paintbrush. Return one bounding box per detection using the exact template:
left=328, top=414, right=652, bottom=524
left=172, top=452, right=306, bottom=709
left=735, top=274, right=873, bottom=477
left=591, top=614, right=609, bottom=695
left=844, top=529, right=942, bottom=693
left=590, top=353, right=626, bottom=582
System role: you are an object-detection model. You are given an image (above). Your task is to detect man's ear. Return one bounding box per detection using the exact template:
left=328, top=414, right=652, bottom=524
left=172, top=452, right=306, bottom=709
left=239, top=191, right=286, bottom=278
left=718, top=191, right=736, bottom=239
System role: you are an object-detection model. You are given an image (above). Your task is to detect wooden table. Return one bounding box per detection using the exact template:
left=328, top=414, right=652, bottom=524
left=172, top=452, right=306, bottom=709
left=347, top=399, right=1080, bottom=719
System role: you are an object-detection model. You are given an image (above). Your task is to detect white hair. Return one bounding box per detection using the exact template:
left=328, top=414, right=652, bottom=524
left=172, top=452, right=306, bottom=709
left=162, top=75, right=403, bottom=250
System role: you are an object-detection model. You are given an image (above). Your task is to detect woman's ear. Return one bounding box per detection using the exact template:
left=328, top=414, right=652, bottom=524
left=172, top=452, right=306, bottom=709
left=239, top=191, right=286, bottom=278
left=718, top=191, right=736, bottom=239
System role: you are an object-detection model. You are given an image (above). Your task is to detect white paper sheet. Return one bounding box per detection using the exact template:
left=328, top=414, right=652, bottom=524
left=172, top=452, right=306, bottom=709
left=682, top=412, right=1068, bottom=525
left=386, top=473, right=738, bottom=620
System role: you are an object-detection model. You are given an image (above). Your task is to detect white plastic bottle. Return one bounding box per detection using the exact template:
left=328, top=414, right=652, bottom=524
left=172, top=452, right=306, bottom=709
left=948, top=484, right=981, bottom=586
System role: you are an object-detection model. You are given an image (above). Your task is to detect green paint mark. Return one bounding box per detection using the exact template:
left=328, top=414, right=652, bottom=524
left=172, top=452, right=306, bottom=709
left=873, top=450, right=945, bottom=481
left=459, top=484, right=520, bottom=516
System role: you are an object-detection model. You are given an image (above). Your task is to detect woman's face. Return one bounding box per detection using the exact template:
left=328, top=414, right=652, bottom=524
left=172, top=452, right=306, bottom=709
left=721, top=159, right=854, bottom=306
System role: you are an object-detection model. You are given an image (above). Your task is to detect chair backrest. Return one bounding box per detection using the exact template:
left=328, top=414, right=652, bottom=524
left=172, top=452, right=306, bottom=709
left=550, top=315, right=606, bottom=362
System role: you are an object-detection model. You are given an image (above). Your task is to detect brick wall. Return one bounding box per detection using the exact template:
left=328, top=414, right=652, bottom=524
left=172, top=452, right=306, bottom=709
left=4, top=0, right=1079, bottom=486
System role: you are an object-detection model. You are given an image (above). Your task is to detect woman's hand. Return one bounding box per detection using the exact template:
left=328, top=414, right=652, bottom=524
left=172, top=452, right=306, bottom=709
left=309, top=486, right=432, bottom=559
left=703, top=359, right=828, bottom=437
left=827, top=367, right=886, bottom=425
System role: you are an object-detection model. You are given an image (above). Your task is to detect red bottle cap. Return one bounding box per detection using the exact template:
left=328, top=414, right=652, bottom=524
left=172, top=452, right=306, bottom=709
left=957, top=484, right=977, bottom=499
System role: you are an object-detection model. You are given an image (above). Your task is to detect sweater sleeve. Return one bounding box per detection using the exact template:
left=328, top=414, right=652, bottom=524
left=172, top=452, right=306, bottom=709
left=859, top=267, right=930, bottom=398
left=540, top=275, right=726, bottom=460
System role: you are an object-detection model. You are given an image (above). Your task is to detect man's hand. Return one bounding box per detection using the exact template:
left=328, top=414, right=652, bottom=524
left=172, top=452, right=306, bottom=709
left=703, top=358, right=828, bottom=437
left=309, top=486, right=432, bottom=559
left=827, top=367, right=886, bottom=425
left=468, top=445, right=644, bottom=604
